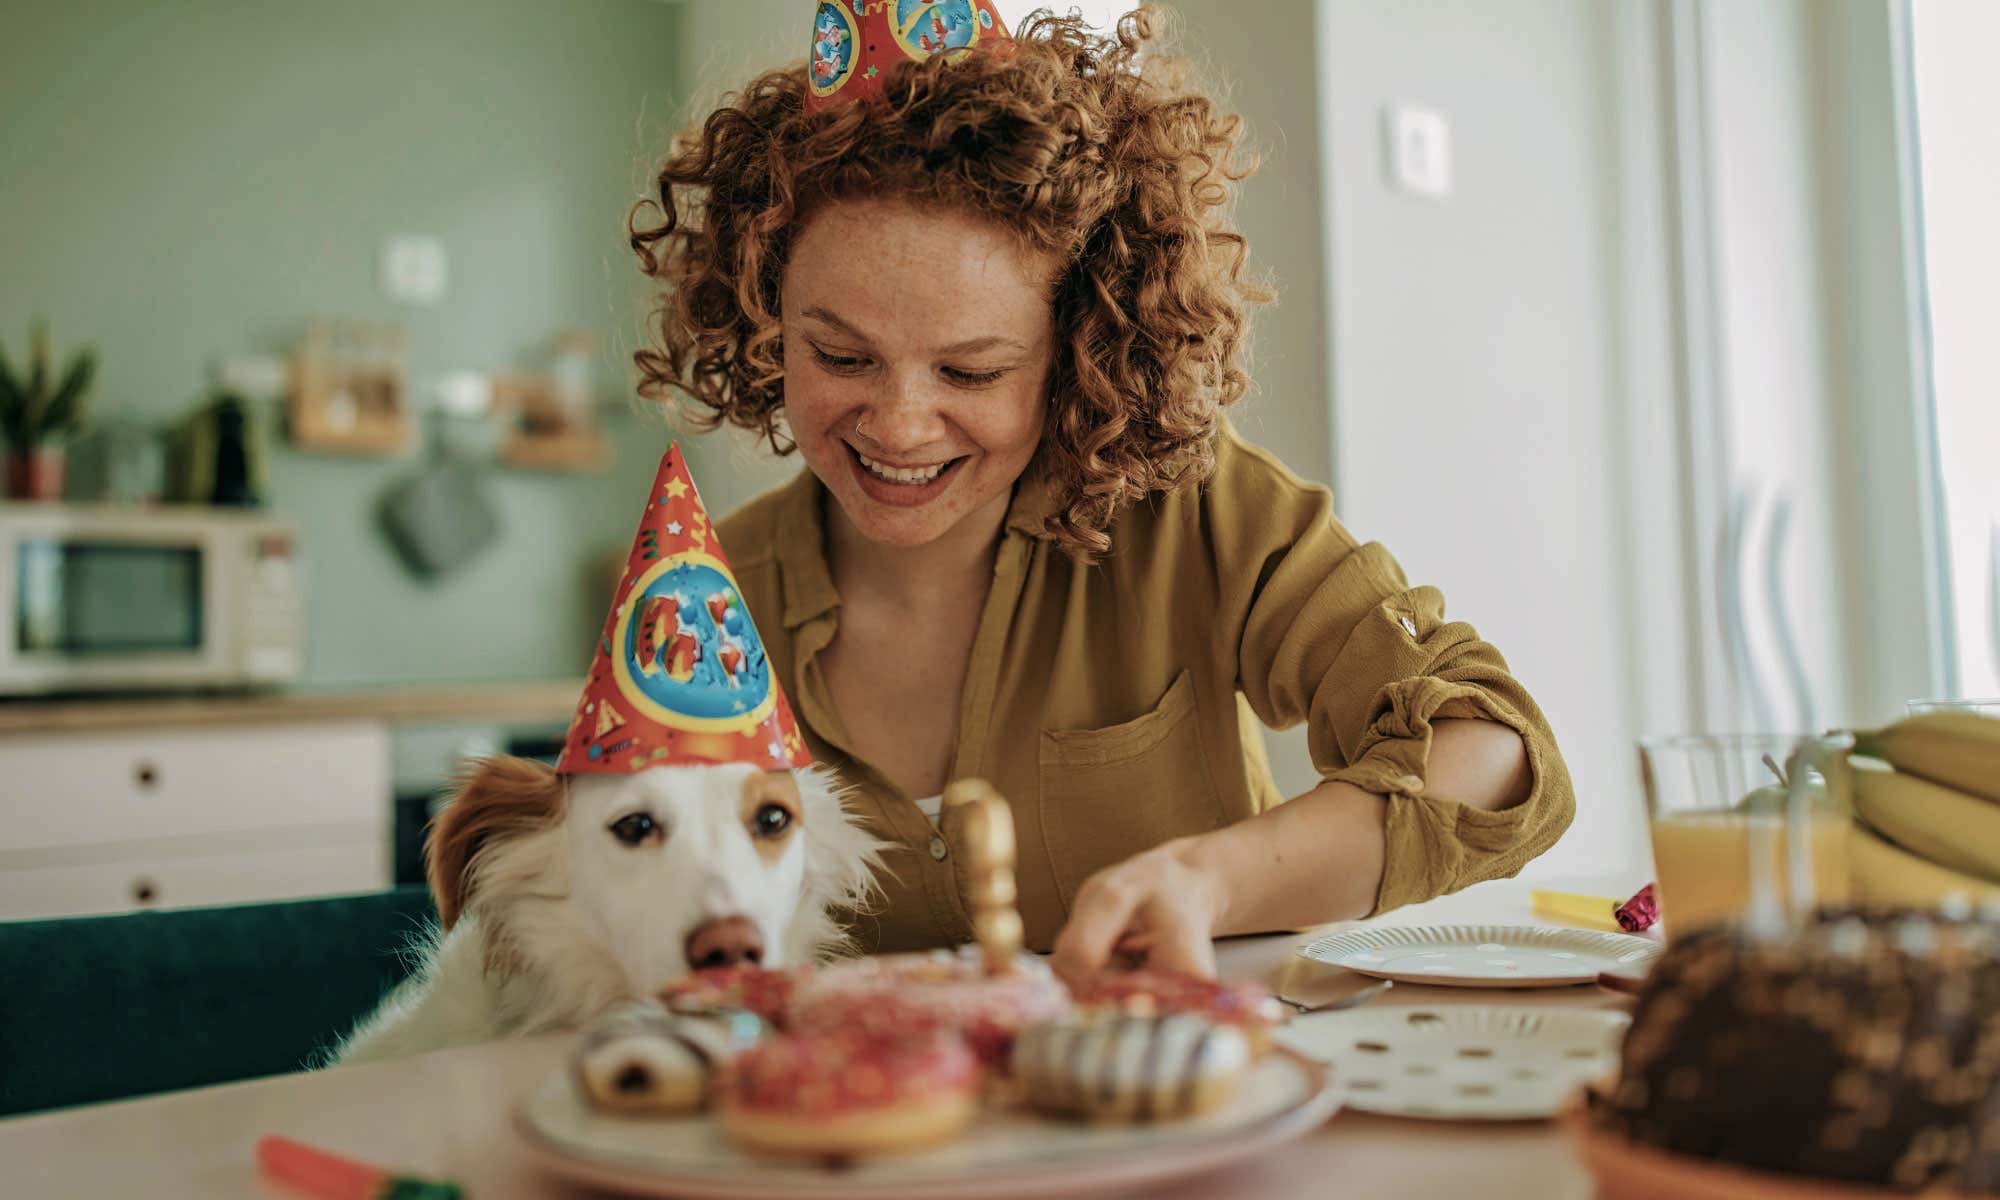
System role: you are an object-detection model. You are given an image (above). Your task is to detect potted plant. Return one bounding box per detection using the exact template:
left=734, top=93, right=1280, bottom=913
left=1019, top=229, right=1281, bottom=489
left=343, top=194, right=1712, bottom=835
left=0, top=321, right=96, bottom=500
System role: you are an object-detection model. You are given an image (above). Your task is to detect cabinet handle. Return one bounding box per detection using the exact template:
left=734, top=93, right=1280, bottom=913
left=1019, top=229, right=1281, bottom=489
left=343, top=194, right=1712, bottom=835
left=134, top=762, right=160, bottom=789
left=131, top=877, right=159, bottom=905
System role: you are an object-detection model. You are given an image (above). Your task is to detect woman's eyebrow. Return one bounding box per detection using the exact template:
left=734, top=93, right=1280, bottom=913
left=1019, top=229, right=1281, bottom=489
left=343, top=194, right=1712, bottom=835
left=801, top=306, right=868, bottom=339
left=936, top=334, right=1026, bottom=355
left=800, top=306, right=1026, bottom=356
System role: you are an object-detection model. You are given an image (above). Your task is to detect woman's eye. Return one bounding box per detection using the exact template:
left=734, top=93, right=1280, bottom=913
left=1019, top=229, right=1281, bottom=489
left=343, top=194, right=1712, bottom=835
left=608, top=813, right=659, bottom=846
left=809, top=343, right=870, bottom=372
left=751, top=804, right=793, bottom=839
left=943, top=366, right=1008, bottom=386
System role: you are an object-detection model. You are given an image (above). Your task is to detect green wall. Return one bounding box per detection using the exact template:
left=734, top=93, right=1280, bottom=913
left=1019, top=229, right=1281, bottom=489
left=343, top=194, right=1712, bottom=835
left=1, top=0, right=693, bottom=687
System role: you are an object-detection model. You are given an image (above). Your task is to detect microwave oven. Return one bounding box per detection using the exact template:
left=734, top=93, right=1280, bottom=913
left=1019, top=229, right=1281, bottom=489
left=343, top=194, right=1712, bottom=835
left=0, top=503, right=305, bottom=696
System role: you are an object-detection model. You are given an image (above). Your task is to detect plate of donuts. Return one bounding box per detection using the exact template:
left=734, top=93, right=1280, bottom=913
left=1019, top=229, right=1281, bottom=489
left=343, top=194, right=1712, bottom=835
left=517, top=1029, right=1337, bottom=1200
left=517, top=782, right=1339, bottom=1197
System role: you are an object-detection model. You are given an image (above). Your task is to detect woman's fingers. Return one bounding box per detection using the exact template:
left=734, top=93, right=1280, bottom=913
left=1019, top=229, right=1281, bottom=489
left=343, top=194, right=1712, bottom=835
left=1050, top=871, right=1145, bottom=985
left=1136, top=925, right=1216, bottom=978
left=1051, top=850, right=1223, bottom=984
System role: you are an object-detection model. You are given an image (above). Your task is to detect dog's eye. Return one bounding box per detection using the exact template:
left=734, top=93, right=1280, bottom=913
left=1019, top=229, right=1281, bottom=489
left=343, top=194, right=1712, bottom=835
left=608, top=813, right=659, bottom=846
left=751, top=804, right=793, bottom=839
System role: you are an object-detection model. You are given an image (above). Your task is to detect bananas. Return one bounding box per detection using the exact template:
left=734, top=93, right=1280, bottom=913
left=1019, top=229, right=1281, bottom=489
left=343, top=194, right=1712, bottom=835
left=1841, top=711, right=2000, bottom=907
left=1848, top=819, right=2000, bottom=907
left=1852, top=710, right=2000, bottom=804
left=1850, top=761, right=2000, bottom=883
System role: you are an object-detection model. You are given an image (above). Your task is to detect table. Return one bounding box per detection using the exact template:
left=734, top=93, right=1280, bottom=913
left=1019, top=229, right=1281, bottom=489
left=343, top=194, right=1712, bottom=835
left=0, top=875, right=1648, bottom=1199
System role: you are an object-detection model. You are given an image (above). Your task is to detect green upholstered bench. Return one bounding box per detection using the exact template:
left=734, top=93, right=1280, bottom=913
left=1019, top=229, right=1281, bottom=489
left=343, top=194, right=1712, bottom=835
left=0, top=886, right=435, bottom=1117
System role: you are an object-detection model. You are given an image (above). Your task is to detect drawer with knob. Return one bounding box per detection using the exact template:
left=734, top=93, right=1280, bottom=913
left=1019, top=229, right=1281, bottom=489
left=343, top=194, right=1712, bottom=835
left=0, top=835, right=388, bottom=920
left=0, top=722, right=389, bottom=856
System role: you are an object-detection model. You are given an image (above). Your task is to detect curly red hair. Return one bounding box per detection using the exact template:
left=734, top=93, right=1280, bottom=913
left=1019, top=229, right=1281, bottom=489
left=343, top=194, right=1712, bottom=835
left=629, top=7, right=1269, bottom=559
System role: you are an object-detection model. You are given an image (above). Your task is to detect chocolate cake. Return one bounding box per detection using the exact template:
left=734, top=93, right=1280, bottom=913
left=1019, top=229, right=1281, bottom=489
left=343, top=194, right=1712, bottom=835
left=1589, top=911, right=2000, bottom=1193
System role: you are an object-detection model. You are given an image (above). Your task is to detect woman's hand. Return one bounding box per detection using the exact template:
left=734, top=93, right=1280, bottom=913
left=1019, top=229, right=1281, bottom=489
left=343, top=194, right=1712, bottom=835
left=1048, top=838, right=1227, bottom=986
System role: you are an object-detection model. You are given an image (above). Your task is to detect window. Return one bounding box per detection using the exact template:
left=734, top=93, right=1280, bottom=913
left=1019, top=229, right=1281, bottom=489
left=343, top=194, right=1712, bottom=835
left=1910, top=0, right=2000, bottom=698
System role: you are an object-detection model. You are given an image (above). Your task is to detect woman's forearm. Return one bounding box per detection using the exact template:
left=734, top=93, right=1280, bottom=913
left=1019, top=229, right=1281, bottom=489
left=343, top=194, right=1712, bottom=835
left=1175, top=718, right=1532, bottom=935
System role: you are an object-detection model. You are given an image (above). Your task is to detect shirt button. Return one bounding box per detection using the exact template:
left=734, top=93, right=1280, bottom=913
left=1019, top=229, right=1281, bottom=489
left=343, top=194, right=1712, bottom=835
left=1398, top=773, right=1425, bottom=794
left=929, top=835, right=948, bottom=861
left=1399, top=616, right=1419, bottom=637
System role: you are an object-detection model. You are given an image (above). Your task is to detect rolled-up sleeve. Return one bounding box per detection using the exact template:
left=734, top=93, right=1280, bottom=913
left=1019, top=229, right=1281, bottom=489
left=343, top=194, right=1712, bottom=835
left=1210, top=430, right=1575, bottom=915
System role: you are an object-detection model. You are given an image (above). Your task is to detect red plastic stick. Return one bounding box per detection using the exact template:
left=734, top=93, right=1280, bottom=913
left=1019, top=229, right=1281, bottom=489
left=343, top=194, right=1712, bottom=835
left=256, top=1135, right=391, bottom=1200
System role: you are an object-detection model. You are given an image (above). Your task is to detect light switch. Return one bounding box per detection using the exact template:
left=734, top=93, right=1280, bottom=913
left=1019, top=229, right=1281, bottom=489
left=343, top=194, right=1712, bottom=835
left=381, top=234, right=449, bottom=307
left=1384, top=105, right=1453, bottom=199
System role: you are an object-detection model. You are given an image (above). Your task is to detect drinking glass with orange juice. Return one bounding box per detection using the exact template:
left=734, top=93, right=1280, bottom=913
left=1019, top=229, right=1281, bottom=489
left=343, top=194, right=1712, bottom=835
left=1638, top=734, right=1853, bottom=941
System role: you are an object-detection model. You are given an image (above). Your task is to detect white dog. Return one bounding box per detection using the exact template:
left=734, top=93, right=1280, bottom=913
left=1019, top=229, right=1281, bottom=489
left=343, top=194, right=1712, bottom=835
left=335, top=756, right=882, bottom=1063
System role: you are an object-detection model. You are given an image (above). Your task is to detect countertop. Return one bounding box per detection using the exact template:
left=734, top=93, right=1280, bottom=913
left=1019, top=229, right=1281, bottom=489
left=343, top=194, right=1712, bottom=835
left=0, top=681, right=581, bottom=736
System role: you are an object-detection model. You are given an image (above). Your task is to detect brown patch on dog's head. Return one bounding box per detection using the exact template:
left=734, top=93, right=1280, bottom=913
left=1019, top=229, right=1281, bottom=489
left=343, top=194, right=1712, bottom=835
left=425, top=755, right=565, bottom=929
left=739, top=770, right=802, bottom=864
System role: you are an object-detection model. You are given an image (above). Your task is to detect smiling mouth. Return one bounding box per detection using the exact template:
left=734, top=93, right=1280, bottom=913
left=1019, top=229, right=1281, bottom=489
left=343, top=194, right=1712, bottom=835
left=851, top=446, right=963, bottom=485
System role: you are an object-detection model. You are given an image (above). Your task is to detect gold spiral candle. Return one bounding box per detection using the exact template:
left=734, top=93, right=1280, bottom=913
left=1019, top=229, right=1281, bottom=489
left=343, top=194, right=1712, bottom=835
left=942, top=778, right=1022, bottom=975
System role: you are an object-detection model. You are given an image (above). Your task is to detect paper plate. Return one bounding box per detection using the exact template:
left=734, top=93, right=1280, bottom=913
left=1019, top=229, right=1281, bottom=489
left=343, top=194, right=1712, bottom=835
left=516, top=1048, right=1340, bottom=1200
left=1278, top=1005, right=1629, bottom=1121
left=1297, top=924, right=1662, bottom=988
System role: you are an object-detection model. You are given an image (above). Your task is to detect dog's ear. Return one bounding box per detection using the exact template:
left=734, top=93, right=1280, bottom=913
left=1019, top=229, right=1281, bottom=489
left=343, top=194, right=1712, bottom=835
left=425, top=756, right=564, bottom=930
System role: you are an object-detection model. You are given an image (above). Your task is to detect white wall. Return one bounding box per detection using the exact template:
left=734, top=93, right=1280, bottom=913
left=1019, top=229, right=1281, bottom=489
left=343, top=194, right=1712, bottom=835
left=1317, top=0, right=1663, bottom=876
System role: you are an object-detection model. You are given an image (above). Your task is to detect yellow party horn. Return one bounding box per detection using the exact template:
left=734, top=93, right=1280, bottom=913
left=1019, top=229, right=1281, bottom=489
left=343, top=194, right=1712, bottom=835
left=1530, top=889, right=1624, bottom=933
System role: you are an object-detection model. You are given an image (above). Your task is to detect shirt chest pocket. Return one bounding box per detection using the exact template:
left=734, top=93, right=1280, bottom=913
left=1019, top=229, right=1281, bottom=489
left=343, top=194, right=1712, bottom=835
left=1037, top=670, right=1227, bottom=913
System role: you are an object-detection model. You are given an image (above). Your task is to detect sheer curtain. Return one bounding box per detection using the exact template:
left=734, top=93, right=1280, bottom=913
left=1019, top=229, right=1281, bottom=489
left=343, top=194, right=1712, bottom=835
left=1910, top=0, right=2000, bottom=699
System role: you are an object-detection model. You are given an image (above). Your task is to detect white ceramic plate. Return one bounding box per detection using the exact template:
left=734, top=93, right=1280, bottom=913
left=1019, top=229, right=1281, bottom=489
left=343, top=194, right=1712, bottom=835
left=1276, top=1006, right=1630, bottom=1121
left=516, top=1048, right=1340, bottom=1200
left=1297, top=924, right=1662, bottom=988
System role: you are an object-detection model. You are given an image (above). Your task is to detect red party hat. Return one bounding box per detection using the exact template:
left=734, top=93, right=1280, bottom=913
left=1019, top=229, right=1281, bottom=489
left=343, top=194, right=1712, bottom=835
left=558, top=445, right=810, bottom=775
left=804, top=1, right=1013, bottom=115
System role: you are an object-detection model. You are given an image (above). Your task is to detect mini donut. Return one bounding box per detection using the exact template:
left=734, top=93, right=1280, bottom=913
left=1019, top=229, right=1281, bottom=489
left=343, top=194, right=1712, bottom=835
left=786, top=945, right=1069, bottom=1066
left=572, top=1001, right=763, bottom=1115
left=660, top=963, right=804, bottom=1027
left=1070, top=968, right=1285, bottom=1056
left=719, top=1030, right=980, bottom=1158
left=1012, top=1012, right=1252, bottom=1122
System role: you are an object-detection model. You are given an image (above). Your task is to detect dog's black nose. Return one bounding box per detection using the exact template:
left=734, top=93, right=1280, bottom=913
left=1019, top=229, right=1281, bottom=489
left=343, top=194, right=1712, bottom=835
left=685, top=915, right=765, bottom=970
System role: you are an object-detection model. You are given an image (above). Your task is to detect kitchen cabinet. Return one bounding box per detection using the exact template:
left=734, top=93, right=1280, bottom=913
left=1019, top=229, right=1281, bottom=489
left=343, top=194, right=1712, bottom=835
left=0, top=722, right=390, bottom=920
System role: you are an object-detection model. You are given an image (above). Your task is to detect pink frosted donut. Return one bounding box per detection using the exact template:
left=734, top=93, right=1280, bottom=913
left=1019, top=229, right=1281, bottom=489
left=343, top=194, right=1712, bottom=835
left=1070, top=967, right=1286, bottom=1056
left=660, top=964, right=806, bottom=1028
left=719, top=1030, right=980, bottom=1158
left=787, top=946, right=1070, bottom=1066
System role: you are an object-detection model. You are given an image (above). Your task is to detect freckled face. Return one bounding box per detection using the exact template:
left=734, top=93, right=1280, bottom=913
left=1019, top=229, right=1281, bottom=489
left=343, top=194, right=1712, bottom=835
left=780, top=198, right=1057, bottom=550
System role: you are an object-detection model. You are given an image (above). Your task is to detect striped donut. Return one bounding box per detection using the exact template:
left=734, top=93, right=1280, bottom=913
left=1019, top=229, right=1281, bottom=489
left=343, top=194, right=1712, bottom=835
left=572, top=1002, right=763, bottom=1115
left=1012, top=1012, right=1252, bottom=1122
left=1070, top=967, right=1285, bottom=1056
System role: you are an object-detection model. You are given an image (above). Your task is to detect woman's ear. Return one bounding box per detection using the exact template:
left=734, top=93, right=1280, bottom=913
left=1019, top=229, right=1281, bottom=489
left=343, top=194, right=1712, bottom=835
left=425, top=756, right=564, bottom=929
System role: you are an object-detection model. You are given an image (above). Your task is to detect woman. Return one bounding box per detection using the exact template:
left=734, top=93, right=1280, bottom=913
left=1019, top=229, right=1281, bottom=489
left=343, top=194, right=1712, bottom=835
left=628, top=7, right=1573, bottom=981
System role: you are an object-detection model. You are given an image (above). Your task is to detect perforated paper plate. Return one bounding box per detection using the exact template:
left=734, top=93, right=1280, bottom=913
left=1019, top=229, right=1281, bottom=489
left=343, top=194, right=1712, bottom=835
left=1277, top=1005, right=1630, bottom=1121
left=1298, top=924, right=1662, bottom=988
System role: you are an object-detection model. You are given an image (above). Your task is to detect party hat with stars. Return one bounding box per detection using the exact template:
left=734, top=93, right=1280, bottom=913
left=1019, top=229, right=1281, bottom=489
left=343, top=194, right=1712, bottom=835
left=557, top=445, right=810, bottom=775
left=804, top=0, right=1013, bottom=115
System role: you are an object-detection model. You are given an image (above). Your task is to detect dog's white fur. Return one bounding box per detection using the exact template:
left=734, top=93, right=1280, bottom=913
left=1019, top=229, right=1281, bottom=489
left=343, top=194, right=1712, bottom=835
left=335, top=758, right=882, bottom=1064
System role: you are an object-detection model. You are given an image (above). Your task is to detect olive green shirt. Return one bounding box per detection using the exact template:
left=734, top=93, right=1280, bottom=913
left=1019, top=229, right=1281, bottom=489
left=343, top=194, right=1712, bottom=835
left=716, top=424, right=1575, bottom=954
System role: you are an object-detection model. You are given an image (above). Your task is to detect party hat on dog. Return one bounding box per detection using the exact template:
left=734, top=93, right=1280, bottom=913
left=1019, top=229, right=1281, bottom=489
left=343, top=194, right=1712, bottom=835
left=557, top=445, right=809, bottom=774
left=804, top=0, right=1013, bottom=115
